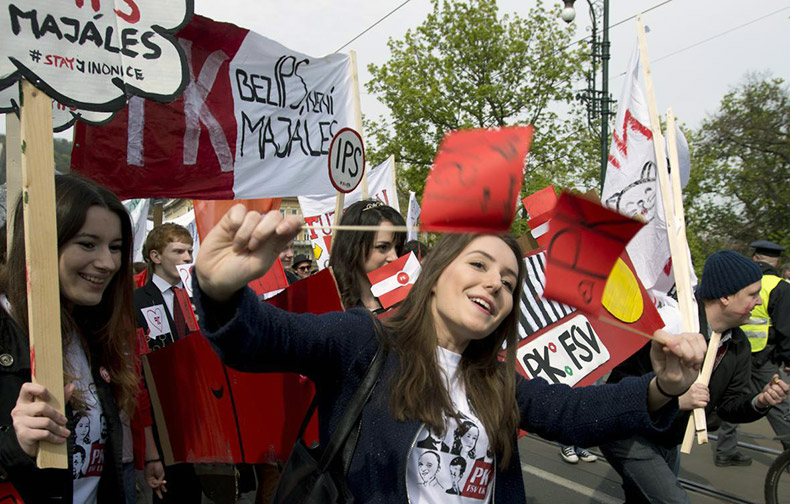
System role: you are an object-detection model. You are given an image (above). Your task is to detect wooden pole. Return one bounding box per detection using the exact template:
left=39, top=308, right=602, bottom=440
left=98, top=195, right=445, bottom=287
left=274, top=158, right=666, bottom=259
left=6, top=107, right=22, bottom=252
left=636, top=17, right=708, bottom=449
left=153, top=202, right=164, bottom=227
left=20, top=79, right=67, bottom=468
left=680, top=331, right=722, bottom=452
left=349, top=50, right=367, bottom=199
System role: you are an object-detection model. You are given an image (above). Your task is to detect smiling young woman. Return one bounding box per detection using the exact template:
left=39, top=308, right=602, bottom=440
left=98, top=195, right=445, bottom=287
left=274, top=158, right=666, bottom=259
left=328, top=199, right=406, bottom=311
left=0, top=175, right=137, bottom=502
left=192, top=206, right=707, bottom=503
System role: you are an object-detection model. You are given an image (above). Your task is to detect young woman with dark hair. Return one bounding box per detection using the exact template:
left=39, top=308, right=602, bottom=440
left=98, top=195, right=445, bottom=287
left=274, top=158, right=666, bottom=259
left=192, top=206, right=706, bottom=503
left=0, top=175, right=138, bottom=502
left=328, top=199, right=406, bottom=310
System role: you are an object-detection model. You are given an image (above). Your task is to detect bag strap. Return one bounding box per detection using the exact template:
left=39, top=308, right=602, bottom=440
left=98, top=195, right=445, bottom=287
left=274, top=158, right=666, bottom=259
left=306, top=344, right=387, bottom=471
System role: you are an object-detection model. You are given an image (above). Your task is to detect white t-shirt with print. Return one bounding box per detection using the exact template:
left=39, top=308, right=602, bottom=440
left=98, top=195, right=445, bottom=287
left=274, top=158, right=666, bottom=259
left=406, top=347, right=495, bottom=503
left=66, top=338, right=106, bottom=504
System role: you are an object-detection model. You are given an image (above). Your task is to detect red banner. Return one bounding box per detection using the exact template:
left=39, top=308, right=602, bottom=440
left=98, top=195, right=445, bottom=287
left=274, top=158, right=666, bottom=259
left=144, top=269, right=342, bottom=463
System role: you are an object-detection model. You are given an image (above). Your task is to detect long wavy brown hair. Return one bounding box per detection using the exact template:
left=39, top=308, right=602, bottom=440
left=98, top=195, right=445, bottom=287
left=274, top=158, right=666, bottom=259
left=329, top=199, right=406, bottom=308
left=383, top=233, right=526, bottom=468
left=0, top=175, right=138, bottom=415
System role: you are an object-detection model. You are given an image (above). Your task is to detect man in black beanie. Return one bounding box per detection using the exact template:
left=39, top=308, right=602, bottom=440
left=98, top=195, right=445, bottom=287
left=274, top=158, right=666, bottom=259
left=599, top=250, right=789, bottom=503
left=715, top=240, right=790, bottom=466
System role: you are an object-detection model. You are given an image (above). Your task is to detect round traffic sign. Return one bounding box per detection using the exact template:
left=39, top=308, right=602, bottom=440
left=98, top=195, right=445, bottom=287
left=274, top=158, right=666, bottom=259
left=328, top=127, right=365, bottom=193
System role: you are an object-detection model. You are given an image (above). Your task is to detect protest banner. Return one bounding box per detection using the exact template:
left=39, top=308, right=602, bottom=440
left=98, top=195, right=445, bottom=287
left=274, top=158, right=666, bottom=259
left=300, top=156, right=399, bottom=270
left=421, top=126, right=533, bottom=233
left=601, top=43, right=694, bottom=303
left=514, top=249, right=663, bottom=387
left=144, top=268, right=340, bottom=464
left=0, top=0, right=191, bottom=111
left=71, top=14, right=356, bottom=200
left=1, top=0, right=193, bottom=469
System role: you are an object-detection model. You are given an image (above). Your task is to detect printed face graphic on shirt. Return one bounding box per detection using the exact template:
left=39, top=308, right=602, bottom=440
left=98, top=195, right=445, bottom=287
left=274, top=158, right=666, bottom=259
left=451, top=420, right=479, bottom=458
left=418, top=451, right=441, bottom=485
left=449, top=457, right=466, bottom=485
left=75, top=415, right=91, bottom=444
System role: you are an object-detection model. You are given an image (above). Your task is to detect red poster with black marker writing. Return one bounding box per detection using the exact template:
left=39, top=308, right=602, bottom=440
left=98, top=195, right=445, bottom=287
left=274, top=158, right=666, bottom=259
left=421, top=126, right=533, bottom=233
left=543, top=191, right=644, bottom=313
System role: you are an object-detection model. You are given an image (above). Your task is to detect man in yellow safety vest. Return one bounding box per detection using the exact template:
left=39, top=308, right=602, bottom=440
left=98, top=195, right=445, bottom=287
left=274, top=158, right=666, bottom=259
left=715, top=240, right=790, bottom=467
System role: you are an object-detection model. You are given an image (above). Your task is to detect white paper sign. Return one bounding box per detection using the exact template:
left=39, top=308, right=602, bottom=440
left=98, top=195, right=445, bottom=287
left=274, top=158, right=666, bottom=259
left=176, top=263, right=194, bottom=298
left=140, top=304, right=171, bottom=339
left=0, top=0, right=191, bottom=111
left=230, top=33, right=353, bottom=198
left=515, top=314, right=610, bottom=387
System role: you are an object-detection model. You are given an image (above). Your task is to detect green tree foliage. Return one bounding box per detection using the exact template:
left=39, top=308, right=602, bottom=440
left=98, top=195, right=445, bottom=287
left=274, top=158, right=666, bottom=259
left=0, top=134, right=72, bottom=181
left=685, top=75, right=790, bottom=270
left=365, top=0, right=600, bottom=232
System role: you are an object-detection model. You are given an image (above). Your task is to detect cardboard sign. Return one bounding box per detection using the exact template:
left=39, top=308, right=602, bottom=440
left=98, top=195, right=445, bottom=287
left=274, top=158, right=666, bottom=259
left=176, top=263, right=194, bottom=298
left=421, top=126, right=533, bottom=233
left=513, top=249, right=664, bottom=388
left=328, top=128, right=365, bottom=193
left=0, top=0, right=192, bottom=111
left=543, top=192, right=644, bottom=312
left=516, top=314, right=610, bottom=386
left=140, top=304, right=171, bottom=338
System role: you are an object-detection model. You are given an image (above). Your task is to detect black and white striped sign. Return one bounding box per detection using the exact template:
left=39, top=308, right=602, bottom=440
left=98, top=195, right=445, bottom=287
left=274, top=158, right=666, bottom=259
left=518, top=251, right=575, bottom=341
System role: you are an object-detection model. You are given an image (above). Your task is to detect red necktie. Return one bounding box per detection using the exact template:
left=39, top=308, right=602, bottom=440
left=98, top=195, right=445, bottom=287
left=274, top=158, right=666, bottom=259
left=171, top=286, right=198, bottom=339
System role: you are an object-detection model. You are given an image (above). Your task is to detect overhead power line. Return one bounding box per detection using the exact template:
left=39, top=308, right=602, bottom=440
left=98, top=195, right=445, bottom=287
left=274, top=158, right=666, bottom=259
left=610, top=6, right=790, bottom=81
left=334, top=0, right=415, bottom=53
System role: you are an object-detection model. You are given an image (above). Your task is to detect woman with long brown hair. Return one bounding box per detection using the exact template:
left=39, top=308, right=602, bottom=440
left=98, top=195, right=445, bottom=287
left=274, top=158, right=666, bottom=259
left=192, top=206, right=706, bottom=503
left=0, top=175, right=138, bottom=502
left=328, top=199, right=406, bottom=311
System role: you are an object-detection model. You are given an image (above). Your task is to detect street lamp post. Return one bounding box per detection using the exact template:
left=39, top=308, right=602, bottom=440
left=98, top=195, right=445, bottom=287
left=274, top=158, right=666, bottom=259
left=561, top=0, right=612, bottom=190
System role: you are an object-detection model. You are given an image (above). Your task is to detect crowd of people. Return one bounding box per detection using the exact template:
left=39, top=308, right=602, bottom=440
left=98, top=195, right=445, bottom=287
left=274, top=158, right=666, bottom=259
left=0, top=176, right=788, bottom=504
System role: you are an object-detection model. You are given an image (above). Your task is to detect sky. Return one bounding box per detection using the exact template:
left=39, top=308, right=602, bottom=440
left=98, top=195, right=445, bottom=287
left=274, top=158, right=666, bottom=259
left=191, top=0, right=790, bottom=131
left=5, top=0, right=789, bottom=141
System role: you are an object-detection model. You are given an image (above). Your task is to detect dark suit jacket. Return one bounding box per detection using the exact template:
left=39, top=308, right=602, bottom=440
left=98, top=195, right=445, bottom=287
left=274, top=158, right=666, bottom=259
left=134, top=280, right=182, bottom=352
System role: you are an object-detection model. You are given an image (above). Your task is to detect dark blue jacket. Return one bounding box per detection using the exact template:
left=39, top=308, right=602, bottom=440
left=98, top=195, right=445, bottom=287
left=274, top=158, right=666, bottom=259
left=195, top=285, right=677, bottom=503
left=0, top=309, right=125, bottom=503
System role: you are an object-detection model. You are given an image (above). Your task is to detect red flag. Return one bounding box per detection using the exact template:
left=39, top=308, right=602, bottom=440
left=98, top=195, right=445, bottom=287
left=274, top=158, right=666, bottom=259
left=421, top=126, right=533, bottom=233
left=522, top=186, right=558, bottom=247
left=248, top=259, right=289, bottom=299
left=367, top=253, right=421, bottom=309
left=543, top=191, right=644, bottom=313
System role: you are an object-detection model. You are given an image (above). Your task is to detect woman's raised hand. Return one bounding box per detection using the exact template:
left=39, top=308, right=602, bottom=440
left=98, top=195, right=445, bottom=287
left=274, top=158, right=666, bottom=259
left=195, top=205, right=302, bottom=302
left=11, top=383, right=74, bottom=457
left=649, top=330, right=707, bottom=397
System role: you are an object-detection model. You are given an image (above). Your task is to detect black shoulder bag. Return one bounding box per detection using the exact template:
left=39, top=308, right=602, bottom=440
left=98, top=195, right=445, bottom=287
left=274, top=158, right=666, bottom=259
left=272, top=345, right=388, bottom=504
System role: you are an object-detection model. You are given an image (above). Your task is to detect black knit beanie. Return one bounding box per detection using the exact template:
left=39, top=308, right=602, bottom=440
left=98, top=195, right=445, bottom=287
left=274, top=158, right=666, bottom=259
left=697, top=250, right=762, bottom=299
